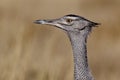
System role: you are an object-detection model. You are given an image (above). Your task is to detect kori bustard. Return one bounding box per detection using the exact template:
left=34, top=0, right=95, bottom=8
left=34, top=14, right=100, bottom=80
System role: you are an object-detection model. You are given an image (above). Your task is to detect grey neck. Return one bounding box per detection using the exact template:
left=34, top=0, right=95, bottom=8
left=67, top=30, right=94, bottom=80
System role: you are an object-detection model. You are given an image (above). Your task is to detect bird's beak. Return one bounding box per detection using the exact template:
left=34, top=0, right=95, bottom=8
left=34, top=19, right=55, bottom=25
left=34, top=19, right=65, bottom=29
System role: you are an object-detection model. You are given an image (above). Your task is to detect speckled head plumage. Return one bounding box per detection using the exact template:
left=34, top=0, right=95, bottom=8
left=34, top=14, right=100, bottom=32
left=34, top=14, right=100, bottom=80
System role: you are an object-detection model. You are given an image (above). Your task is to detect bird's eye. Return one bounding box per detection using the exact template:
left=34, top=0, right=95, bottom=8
left=66, top=19, right=73, bottom=23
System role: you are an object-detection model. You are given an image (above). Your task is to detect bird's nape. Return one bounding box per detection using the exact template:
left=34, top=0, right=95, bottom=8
left=89, top=21, right=100, bottom=27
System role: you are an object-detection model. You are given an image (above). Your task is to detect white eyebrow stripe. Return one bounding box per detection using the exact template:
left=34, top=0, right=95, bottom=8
left=65, top=16, right=78, bottom=20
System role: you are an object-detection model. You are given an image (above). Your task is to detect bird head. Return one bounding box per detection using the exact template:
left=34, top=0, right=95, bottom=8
left=34, top=14, right=100, bottom=32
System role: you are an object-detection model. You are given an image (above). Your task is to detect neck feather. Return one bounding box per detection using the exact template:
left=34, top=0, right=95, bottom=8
left=67, top=30, right=94, bottom=80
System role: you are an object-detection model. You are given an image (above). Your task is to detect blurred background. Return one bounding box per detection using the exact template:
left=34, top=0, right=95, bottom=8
left=0, top=0, right=120, bottom=80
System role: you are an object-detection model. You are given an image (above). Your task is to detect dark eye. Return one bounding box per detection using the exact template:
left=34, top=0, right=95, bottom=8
left=66, top=19, right=73, bottom=23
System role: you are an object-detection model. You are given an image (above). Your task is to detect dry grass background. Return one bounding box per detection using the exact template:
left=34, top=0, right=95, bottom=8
left=0, top=0, right=120, bottom=80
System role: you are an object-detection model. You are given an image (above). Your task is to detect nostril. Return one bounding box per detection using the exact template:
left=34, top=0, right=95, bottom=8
left=47, top=20, right=53, bottom=23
